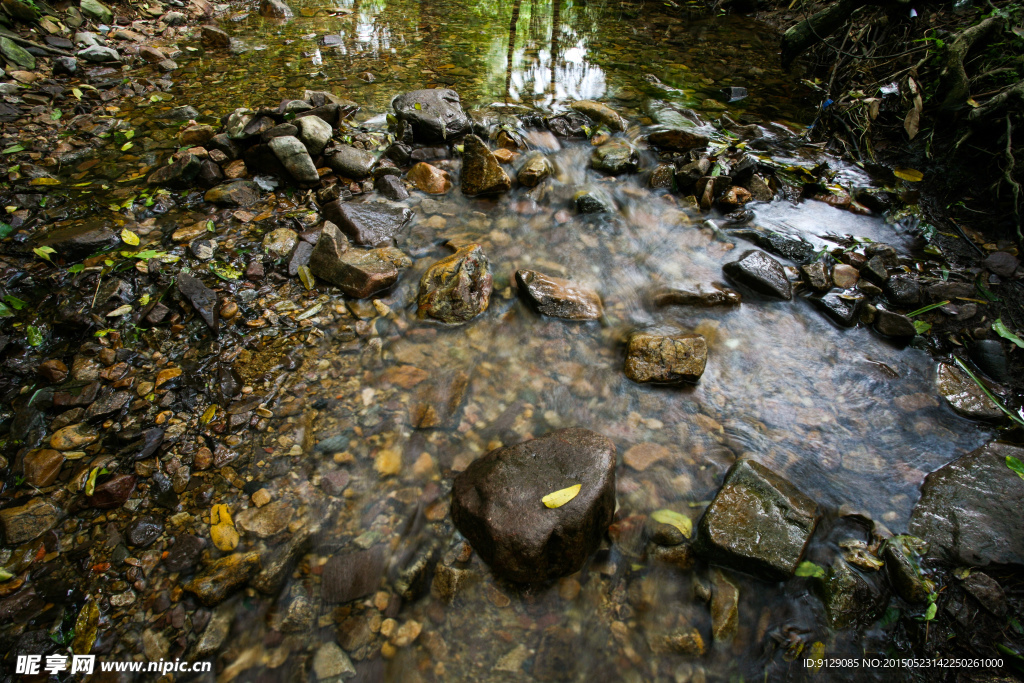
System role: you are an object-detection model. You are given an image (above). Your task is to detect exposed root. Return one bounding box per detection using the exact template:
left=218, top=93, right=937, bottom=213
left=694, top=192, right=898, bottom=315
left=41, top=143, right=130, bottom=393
left=937, top=15, right=1005, bottom=111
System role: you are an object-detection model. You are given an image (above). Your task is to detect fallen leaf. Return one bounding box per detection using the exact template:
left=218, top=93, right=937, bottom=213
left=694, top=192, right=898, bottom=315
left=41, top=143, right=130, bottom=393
left=120, top=228, right=140, bottom=245
left=542, top=484, right=581, bottom=508
left=993, top=318, right=1024, bottom=348
left=795, top=561, right=826, bottom=578
left=650, top=509, right=693, bottom=538
left=893, top=168, right=923, bottom=182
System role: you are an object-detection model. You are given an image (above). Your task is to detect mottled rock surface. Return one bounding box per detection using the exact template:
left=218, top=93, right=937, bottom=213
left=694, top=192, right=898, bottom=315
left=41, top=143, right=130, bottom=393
left=392, top=89, right=471, bottom=143
left=451, top=428, right=616, bottom=582
left=515, top=270, right=602, bottom=320
left=461, top=135, right=511, bottom=196
left=624, top=332, right=707, bottom=384
left=417, top=244, right=493, bottom=324
left=722, top=250, right=792, bottom=300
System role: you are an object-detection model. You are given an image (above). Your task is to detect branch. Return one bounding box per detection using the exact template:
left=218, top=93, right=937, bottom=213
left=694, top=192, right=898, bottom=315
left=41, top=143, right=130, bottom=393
left=967, top=80, right=1024, bottom=122
left=937, top=16, right=1005, bottom=111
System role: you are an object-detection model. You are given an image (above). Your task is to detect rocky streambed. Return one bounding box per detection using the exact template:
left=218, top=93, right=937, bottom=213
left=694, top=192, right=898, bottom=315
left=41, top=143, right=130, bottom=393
left=2, top=0, right=1024, bottom=681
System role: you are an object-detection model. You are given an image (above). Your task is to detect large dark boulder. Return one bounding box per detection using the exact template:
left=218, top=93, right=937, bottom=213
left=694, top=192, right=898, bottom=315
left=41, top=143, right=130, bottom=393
left=908, top=441, right=1024, bottom=567
left=695, top=459, right=819, bottom=580
left=722, top=250, right=793, bottom=300
left=322, top=201, right=413, bottom=246
left=451, top=428, right=616, bottom=582
left=392, top=89, right=471, bottom=144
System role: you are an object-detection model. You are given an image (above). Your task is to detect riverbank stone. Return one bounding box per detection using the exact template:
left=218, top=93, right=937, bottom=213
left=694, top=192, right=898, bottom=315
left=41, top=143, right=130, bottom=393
left=270, top=136, right=319, bottom=185
left=515, top=270, right=602, bottom=320
left=417, top=244, right=493, bottom=324
left=327, top=145, right=374, bottom=179
left=392, top=89, right=471, bottom=143
left=908, top=441, right=1024, bottom=567
left=695, top=459, right=819, bottom=580
left=517, top=152, right=552, bottom=187
left=322, top=201, right=413, bottom=246
left=936, top=362, right=1003, bottom=419
left=722, top=250, right=792, bottom=300
left=624, top=332, right=707, bottom=384
left=0, top=498, right=63, bottom=545
left=451, top=428, right=616, bottom=582
left=570, top=100, right=626, bottom=131
left=461, top=134, right=511, bottom=196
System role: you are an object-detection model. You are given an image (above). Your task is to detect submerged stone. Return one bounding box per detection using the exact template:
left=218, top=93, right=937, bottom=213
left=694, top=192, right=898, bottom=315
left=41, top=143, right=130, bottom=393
left=936, top=362, right=1002, bottom=419
left=407, top=162, right=451, bottom=194
left=515, top=270, right=602, bottom=320
left=569, top=100, right=626, bottom=131
left=147, top=152, right=201, bottom=188
left=451, top=428, right=616, bottom=582
left=591, top=141, right=638, bottom=175
left=650, top=284, right=740, bottom=308
left=0, top=498, right=62, bottom=545
left=908, top=441, right=1024, bottom=567
left=647, top=128, right=710, bottom=152
left=818, top=557, right=888, bottom=629
left=322, top=546, right=388, bottom=603
left=695, top=459, right=819, bottom=580
left=517, top=152, right=552, bottom=187
left=624, top=332, right=707, bottom=384
left=184, top=552, right=261, bottom=606
left=417, top=244, right=493, bottom=324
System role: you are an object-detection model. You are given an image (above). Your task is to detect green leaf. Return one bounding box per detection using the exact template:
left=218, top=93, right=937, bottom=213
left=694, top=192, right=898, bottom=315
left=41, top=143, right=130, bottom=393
left=4, top=295, right=27, bottom=310
left=139, top=293, right=151, bottom=306
left=913, top=320, right=932, bottom=335
left=0, top=222, right=12, bottom=239
left=93, top=328, right=116, bottom=337
left=795, top=561, right=826, bottom=578
left=209, top=261, right=242, bottom=281
left=993, top=318, right=1024, bottom=348
left=923, top=602, right=937, bottom=621
left=120, top=141, right=134, bottom=152
left=51, top=109, right=62, bottom=121
left=542, top=484, right=581, bottom=508
left=907, top=300, right=948, bottom=317
left=650, top=509, right=693, bottom=538
left=67, top=264, right=85, bottom=273
left=0, top=302, right=13, bottom=317
left=26, top=325, right=43, bottom=347
left=414, top=102, right=421, bottom=110
left=85, top=467, right=100, bottom=496
left=33, top=246, right=56, bottom=263
left=1007, top=456, right=1024, bottom=482
left=3, top=144, right=25, bottom=154
left=72, top=87, right=83, bottom=100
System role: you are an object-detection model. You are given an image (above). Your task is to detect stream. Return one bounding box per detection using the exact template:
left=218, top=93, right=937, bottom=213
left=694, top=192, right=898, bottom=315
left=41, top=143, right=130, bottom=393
left=0, top=0, right=1007, bottom=681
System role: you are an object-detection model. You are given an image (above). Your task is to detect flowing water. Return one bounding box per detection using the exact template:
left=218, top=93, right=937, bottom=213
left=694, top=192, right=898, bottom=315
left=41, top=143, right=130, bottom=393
left=20, top=0, right=999, bottom=681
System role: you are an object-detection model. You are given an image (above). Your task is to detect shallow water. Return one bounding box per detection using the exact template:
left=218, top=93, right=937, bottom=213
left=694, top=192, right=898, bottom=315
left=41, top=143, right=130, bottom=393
left=22, top=0, right=997, bottom=681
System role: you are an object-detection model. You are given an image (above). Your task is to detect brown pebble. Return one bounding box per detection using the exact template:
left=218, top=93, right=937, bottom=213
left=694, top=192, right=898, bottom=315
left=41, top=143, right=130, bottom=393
left=220, top=301, right=238, bottom=319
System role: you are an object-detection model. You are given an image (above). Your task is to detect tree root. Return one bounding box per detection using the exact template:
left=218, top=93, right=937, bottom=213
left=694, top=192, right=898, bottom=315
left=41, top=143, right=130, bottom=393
left=967, top=79, right=1024, bottom=122
left=781, top=0, right=869, bottom=69
left=937, top=15, right=1005, bottom=111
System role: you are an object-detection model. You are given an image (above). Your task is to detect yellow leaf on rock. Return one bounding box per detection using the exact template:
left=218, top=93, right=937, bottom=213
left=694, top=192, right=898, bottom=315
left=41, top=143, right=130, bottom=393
left=121, top=228, right=139, bottom=245
left=30, top=177, right=60, bottom=186
left=71, top=601, right=100, bottom=655
left=210, top=504, right=239, bottom=551
left=894, top=168, right=923, bottom=182
left=542, top=484, right=581, bottom=508
left=808, top=642, right=826, bottom=673
left=651, top=509, right=693, bottom=538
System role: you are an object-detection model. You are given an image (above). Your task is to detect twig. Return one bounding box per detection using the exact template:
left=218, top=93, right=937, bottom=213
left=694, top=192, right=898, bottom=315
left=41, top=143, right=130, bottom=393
left=1003, top=115, right=1023, bottom=243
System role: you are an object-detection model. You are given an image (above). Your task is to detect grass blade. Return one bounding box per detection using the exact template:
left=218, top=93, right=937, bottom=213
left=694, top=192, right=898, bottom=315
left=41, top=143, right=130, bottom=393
left=953, top=356, right=1024, bottom=427
left=906, top=300, right=949, bottom=317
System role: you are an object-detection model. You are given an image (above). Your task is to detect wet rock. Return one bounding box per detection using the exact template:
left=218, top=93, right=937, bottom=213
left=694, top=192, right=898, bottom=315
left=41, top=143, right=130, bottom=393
left=533, top=626, right=579, bottom=681
left=270, top=136, right=319, bottom=184
left=36, top=359, right=68, bottom=383
left=800, top=262, right=831, bottom=293
left=319, top=246, right=412, bottom=299
left=177, top=273, right=219, bottom=331
left=647, top=128, right=711, bottom=152
left=573, top=187, right=615, bottom=214
left=860, top=255, right=889, bottom=285
left=38, top=224, right=117, bottom=257
left=882, top=536, right=930, bottom=605
left=84, top=387, right=131, bottom=419
left=624, top=332, right=707, bottom=384
left=184, top=552, right=261, bottom=606
left=452, top=428, right=616, bottom=582
left=591, top=140, right=638, bottom=174
left=722, top=250, right=792, bottom=300
left=651, top=284, right=740, bottom=308
left=407, top=162, right=452, bottom=194
left=909, top=441, right=1024, bottom=566
left=165, top=105, right=200, bottom=122
left=967, top=339, right=1010, bottom=383
left=193, top=605, right=231, bottom=657
left=961, top=572, right=1006, bottom=616
left=322, top=545, right=388, bottom=603
left=190, top=238, right=216, bottom=261
left=181, top=124, right=215, bottom=147
left=515, top=270, right=602, bottom=320
left=812, top=292, right=863, bottom=327
left=52, top=56, right=78, bottom=75
left=80, top=0, right=113, bottom=23
left=50, top=422, right=99, bottom=450
left=710, top=569, right=739, bottom=642
left=198, top=160, right=224, bottom=188
left=322, top=201, right=413, bottom=246
left=126, top=516, right=163, bottom=548
left=313, top=642, right=356, bottom=680
left=288, top=241, right=314, bottom=276
left=935, top=362, right=1002, bottom=419
left=292, top=115, right=331, bottom=155
left=461, top=134, right=511, bottom=196
left=147, top=152, right=201, bottom=188
left=78, top=45, right=121, bottom=62
left=327, top=145, right=375, bottom=179
left=417, top=244, right=493, bottom=324
left=0, top=37, right=35, bottom=70
left=695, top=459, right=819, bottom=580
left=86, top=474, right=137, bottom=509
left=201, top=25, right=230, bottom=48
left=727, top=227, right=814, bottom=263
left=259, top=0, right=293, bottom=18
left=204, top=179, right=260, bottom=207
left=517, top=152, right=552, bottom=187
left=545, top=110, right=593, bottom=138
left=23, top=449, right=64, bottom=487
left=983, top=251, right=1020, bottom=278
left=262, top=228, right=298, bottom=259
left=883, top=276, right=922, bottom=306
left=164, top=534, right=205, bottom=573
left=392, top=89, right=471, bottom=143
left=747, top=174, right=774, bottom=201
left=0, top=498, right=62, bottom=544
left=375, top=175, right=409, bottom=201
left=569, top=100, right=626, bottom=131
left=873, top=308, right=915, bottom=337
left=832, top=263, right=859, bottom=288
left=818, top=558, right=888, bottom=629
left=236, top=501, right=294, bottom=538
